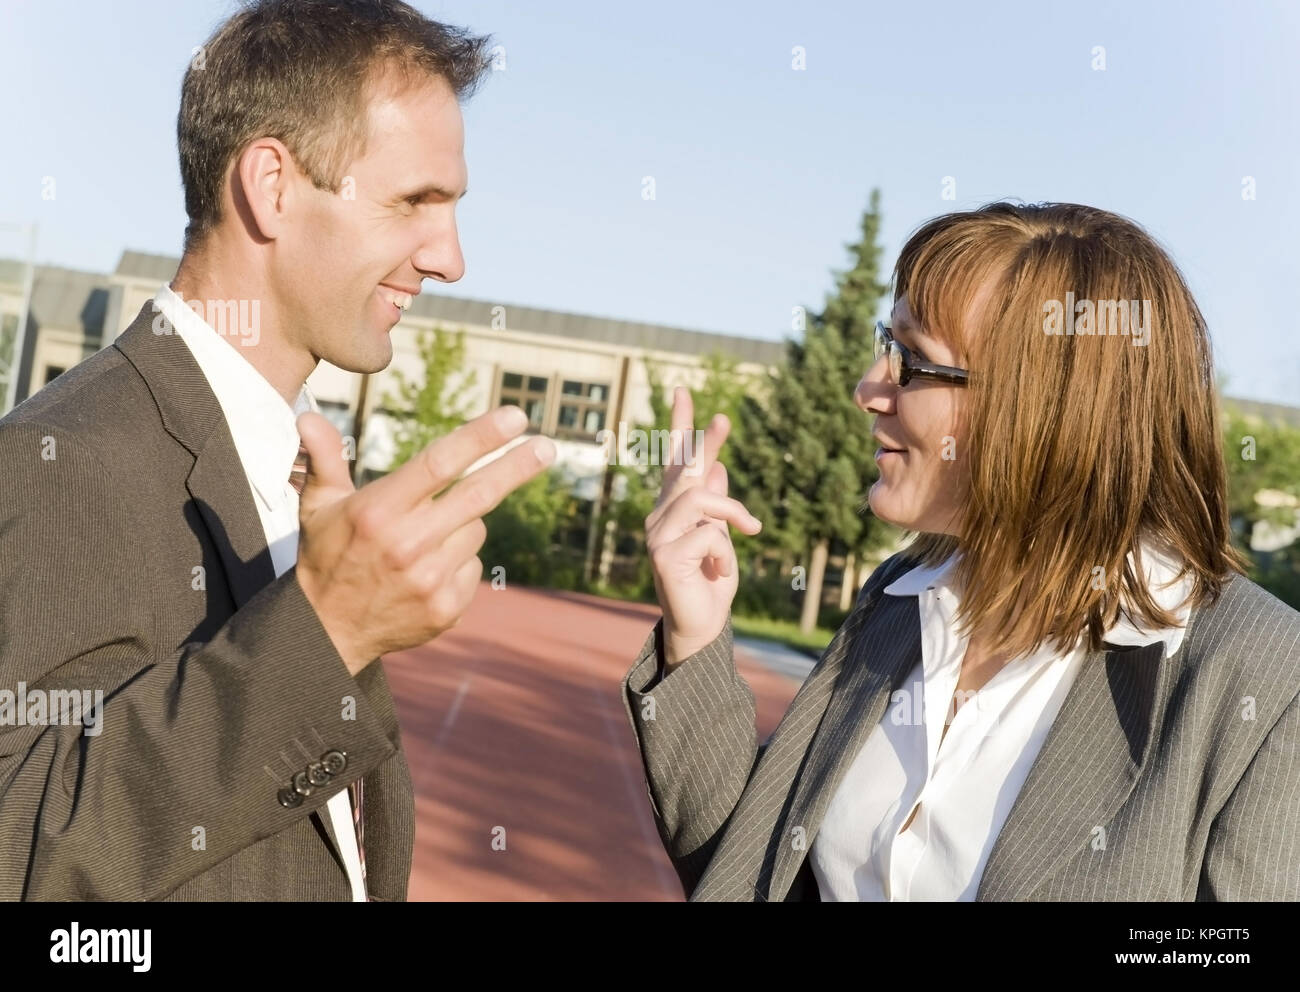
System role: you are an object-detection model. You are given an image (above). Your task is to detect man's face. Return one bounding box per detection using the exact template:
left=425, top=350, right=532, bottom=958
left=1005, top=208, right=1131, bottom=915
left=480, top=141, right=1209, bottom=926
left=276, top=74, right=468, bottom=374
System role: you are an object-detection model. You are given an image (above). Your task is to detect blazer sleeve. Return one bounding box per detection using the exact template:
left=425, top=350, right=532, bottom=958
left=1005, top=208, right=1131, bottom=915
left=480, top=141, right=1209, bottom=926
left=1198, top=687, right=1300, bottom=901
left=621, top=612, right=758, bottom=897
left=0, top=421, right=400, bottom=901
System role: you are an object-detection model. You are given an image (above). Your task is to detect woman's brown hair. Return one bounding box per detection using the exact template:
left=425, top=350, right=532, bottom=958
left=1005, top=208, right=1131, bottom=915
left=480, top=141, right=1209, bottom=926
left=892, top=201, right=1249, bottom=660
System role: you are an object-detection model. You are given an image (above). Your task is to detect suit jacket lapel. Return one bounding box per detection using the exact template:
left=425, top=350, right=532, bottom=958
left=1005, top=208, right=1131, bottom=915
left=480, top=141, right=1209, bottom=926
left=114, top=301, right=347, bottom=870
left=114, top=302, right=276, bottom=608
left=763, top=589, right=1171, bottom=902
left=763, top=594, right=923, bottom=900
left=185, top=446, right=278, bottom=609
left=975, top=639, right=1168, bottom=900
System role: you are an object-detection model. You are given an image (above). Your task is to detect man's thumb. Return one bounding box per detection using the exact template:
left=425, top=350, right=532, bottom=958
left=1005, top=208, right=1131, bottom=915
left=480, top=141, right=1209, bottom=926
left=295, top=412, right=354, bottom=501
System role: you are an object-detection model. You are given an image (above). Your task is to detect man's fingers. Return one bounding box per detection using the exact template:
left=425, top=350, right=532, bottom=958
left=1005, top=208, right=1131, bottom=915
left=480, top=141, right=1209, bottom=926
left=670, top=385, right=694, bottom=436
left=407, top=516, right=488, bottom=598
left=705, top=460, right=728, bottom=497
left=426, top=434, right=556, bottom=545
left=414, top=550, right=483, bottom=633
left=372, top=405, right=531, bottom=511
left=296, top=412, right=354, bottom=505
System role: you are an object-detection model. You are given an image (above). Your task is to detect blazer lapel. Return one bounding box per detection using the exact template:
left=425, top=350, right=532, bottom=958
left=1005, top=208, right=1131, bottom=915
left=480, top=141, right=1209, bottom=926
left=185, top=447, right=277, bottom=609
left=114, top=301, right=347, bottom=871
left=763, top=586, right=1172, bottom=903
left=114, top=302, right=276, bottom=608
left=975, top=639, right=1169, bottom=900
left=763, top=594, right=923, bottom=900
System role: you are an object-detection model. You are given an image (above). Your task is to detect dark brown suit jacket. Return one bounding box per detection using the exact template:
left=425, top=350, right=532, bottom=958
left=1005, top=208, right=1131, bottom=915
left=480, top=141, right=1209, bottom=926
left=0, top=301, right=414, bottom=900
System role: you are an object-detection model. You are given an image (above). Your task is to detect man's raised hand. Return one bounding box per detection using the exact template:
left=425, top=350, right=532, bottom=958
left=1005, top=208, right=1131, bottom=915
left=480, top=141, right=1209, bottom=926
left=295, top=404, right=555, bottom=674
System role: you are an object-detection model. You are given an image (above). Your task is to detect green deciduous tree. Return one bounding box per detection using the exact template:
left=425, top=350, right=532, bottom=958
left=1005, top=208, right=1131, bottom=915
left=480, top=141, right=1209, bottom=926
left=729, top=188, right=893, bottom=633
left=1220, top=401, right=1300, bottom=608
left=479, top=468, right=582, bottom=588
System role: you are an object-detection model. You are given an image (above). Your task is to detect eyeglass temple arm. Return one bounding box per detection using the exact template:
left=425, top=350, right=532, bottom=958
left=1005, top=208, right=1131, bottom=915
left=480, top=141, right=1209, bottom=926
left=912, top=361, right=969, bottom=383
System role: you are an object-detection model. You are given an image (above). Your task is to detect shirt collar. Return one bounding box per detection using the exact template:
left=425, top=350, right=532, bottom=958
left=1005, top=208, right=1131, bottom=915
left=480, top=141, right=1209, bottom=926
left=882, top=536, right=1196, bottom=659
left=152, top=283, right=318, bottom=509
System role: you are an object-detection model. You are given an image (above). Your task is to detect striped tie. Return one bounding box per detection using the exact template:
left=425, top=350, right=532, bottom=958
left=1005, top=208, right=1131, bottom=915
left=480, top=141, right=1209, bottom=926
left=289, top=439, right=369, bottom=897
left=289, top=441, right=310, bottom=497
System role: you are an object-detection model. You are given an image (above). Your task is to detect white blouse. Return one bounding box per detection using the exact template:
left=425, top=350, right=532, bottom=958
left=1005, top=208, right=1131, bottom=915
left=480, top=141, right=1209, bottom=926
left=809, top=541, right=1195, bottom=901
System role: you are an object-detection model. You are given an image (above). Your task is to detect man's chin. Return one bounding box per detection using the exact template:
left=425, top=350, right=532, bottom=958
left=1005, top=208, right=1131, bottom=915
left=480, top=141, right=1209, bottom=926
left=323, top=341, right=394, bottom=375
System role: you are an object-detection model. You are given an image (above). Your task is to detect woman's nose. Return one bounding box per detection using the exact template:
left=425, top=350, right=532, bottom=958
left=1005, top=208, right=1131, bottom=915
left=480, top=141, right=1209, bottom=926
left=854, top=358, right=892, bottom=412
left=854, top=375, right=871, bottom=412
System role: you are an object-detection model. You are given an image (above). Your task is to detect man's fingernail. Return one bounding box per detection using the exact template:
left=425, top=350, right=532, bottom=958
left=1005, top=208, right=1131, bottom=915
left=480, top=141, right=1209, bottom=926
left=497, top=406, right=528, bottom=431
left=533, top=437, right=556, bottom=464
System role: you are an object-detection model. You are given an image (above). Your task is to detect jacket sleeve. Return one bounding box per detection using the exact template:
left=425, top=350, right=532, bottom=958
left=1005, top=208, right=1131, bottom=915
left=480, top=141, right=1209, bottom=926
left=1198, top=687, right=1300, bottom=900
left=0, top=421, right=399, bottom=901
left=621, top=612, right=759, bottom=897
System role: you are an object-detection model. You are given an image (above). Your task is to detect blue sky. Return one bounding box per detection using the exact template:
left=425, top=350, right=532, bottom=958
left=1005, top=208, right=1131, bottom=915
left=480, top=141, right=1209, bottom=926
left=1, top=0, right=1297, bottom=403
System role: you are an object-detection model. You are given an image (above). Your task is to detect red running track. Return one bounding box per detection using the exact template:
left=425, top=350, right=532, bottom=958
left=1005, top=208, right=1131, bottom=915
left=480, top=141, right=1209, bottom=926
left=381, top=581, right=802, bottom=901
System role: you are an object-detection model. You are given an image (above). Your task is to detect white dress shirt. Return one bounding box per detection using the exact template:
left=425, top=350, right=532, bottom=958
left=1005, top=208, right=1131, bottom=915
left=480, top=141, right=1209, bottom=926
left=152, top=283, right=367, bottom=902
left=810, top=538, right=1195, bottom=901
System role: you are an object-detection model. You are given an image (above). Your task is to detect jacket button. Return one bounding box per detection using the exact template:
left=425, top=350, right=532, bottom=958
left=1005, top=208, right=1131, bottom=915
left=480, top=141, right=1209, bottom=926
left=306, top=760, right=331, bottom=786
left=278, top=787, right=303, bottom=808
left=292, top=770, right=314, bottom=797
left=321, top=749, right=347, bottom=775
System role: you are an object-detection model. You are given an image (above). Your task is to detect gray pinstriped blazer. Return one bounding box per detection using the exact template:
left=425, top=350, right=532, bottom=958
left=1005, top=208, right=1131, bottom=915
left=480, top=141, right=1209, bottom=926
left=622, top=552, right=1300, bottom=901
left=0, top=302, right=413, bottom=901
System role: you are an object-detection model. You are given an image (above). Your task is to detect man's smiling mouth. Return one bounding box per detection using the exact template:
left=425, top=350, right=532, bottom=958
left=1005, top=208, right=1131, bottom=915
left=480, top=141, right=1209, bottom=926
left=377, top=286, right=415, bottom=311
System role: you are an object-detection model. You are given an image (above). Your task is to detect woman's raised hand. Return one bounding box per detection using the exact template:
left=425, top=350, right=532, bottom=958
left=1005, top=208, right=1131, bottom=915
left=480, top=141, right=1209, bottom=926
left=645, top=387, right=762, bottom=669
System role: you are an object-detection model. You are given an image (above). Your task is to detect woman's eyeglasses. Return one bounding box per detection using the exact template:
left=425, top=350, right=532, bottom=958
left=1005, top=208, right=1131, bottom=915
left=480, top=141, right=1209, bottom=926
left=874, top=321, right=970, bottom=388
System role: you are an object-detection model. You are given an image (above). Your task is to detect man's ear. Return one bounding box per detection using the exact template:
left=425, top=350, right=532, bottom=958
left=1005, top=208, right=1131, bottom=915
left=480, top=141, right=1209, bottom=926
left=232, top=137, right=296, bottom=242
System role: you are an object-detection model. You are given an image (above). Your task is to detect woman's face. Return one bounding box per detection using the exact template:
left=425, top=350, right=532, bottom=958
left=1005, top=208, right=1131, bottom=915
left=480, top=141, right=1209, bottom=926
left=855, top=297, right=969, bottom=536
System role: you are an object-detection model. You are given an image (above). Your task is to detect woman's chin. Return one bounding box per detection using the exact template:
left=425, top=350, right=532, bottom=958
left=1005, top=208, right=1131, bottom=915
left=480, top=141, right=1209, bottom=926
left=867, top=482, right=902, bottom=526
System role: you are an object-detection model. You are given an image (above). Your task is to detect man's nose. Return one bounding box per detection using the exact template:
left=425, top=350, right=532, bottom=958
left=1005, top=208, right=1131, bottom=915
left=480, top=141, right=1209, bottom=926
left=413, top=217, right=466, bottom=284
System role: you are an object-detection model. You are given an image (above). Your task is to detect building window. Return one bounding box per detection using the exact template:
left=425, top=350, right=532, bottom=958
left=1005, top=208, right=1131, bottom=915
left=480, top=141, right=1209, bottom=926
left=555, top=379, right=609, bottom=440
left=44, top=365, right=66, bottom=385
left=499, top=371, right=548, bottom=432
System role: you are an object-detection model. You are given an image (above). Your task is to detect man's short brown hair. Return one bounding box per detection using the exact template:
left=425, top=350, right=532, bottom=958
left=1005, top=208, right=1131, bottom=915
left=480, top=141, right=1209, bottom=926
left=178, top=0, right=492, bottom=254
